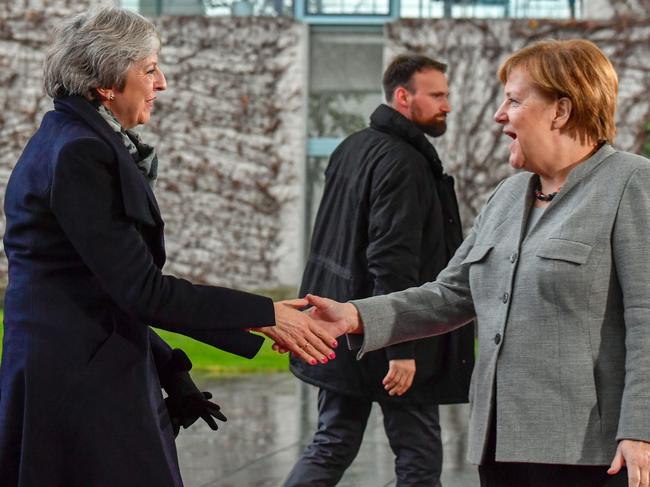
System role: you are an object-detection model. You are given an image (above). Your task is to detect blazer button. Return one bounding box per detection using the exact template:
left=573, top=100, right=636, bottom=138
left=510, top=252, right=518, bottom=263
left=494, top=333, right=502, bottom=345
left=502, top=292, right=509, bottom=303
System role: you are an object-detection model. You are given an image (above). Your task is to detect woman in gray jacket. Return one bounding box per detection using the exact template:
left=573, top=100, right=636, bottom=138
left=303, top=39, right=650, bottom=487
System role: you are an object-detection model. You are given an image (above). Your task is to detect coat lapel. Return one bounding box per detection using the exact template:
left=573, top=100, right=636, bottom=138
left=53, top=96, right=166, bottom=268
left=515, top=174, right=536, bottom=243
left=53, top=96, right=163, bottom=229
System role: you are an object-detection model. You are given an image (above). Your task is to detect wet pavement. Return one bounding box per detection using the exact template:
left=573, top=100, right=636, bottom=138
left=177, top=373, right=479, bottom=487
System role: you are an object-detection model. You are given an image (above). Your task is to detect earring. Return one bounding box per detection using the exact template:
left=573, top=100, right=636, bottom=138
left=108, top=92, right=115, bottom=101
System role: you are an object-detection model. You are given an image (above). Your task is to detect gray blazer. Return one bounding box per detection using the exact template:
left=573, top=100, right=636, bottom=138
left=352, top=144, right=650, bottom=465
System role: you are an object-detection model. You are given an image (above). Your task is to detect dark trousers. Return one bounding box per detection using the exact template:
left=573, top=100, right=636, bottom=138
left=283, top=388, right=442, bottom=487
left=479, top=461, right=628, bottom=487
left=479, top=411, right=627, bottom=487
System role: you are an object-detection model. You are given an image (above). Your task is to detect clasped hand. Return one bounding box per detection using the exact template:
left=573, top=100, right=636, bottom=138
left=254, top=295, right=360, bottom=365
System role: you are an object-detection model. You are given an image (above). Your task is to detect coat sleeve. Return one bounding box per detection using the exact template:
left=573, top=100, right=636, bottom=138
left=49, top=137, right=271, bottom=357
left=612, top=164, right=650, bottom=443
left=366, top=154, right=431, bottom=360
left=150, top=328, right=174, bottom=367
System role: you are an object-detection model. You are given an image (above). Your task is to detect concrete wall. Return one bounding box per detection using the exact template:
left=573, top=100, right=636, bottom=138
left=145, top=16, right=306, bottom=288
left=0, top=3, right=306, bottom=290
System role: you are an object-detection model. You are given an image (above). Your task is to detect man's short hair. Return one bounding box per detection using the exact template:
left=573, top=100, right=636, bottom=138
left=382, top=54, right=447, bottom=103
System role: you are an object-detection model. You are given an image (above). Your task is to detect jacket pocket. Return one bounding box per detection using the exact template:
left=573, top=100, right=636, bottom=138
left=536, top=239, right=592, bottom=265
left=461, top=244, right=494, bottom=265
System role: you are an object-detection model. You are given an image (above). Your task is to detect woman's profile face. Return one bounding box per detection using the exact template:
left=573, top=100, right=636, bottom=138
left=493, top=67, right=559, bottom=172
left=107, top=53, right=167, bottom=129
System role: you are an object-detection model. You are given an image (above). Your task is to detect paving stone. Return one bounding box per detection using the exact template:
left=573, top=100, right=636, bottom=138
left=177, top=373, right=479, bottom=486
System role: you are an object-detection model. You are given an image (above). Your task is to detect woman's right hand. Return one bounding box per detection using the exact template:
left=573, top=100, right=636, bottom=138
left=266, top=295, right=363, bottom=359
left=253, top=299, right=340, bottom=365
left=608, top=439, right=650, bottom=486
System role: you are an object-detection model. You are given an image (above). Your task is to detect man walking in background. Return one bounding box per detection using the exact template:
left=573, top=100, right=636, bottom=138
left=284, top=54, right=474, bottom=486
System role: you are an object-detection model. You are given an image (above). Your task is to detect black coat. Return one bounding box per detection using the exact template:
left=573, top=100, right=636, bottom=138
left=0, top=95, right=275, bottom=487
left=291, top=105, right=474, bottom=404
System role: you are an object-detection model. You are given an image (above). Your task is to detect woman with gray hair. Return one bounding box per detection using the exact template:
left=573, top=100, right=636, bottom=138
left=0, top=7, right=341, bottom=487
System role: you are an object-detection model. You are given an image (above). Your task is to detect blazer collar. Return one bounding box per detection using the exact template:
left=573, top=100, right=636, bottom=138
left=370, top=104, right=444, bottom=179
left=554, top=143, right=616, bottom=199
left=528, top=143, right=616, bottom=210
left=518, top=144, right=617, bottom=240
left=53, top=95, right=162, bottom=228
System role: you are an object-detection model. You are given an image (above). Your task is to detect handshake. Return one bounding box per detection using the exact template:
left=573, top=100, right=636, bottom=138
left=164, top=295, right=365, bottom=437
left=250, top=294, right=364, bottom=365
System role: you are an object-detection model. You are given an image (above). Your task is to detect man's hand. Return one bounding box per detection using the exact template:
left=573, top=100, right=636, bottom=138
left=253, top=299, right=339, bottom=365
left=608, top=439, right=650, bottom=486
left=382, top=359, right=416, bottom=396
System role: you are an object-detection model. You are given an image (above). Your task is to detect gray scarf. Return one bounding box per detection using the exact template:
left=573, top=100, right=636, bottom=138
left=98, top=105, right=158, bottom=188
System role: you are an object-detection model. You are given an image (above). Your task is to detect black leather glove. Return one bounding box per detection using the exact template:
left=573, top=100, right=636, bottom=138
left=164, top=388, right=227, bottom=437
left=160, top=349, right=227, bottom=437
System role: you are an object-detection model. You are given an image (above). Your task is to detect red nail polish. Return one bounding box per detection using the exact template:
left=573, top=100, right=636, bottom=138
left=332, top=341, right=338, bottom=348
left=329, top=352, right=336, bottom=359
left=310, top=359, right=317, bottom=365
left=321, top=358, right=328, bottom=364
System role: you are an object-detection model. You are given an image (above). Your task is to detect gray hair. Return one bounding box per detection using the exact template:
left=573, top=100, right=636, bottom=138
left=43, top=7, right=160, bottom=100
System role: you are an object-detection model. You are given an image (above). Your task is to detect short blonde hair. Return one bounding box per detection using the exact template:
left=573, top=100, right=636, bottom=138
left=498, top=39, right=618, bottom=144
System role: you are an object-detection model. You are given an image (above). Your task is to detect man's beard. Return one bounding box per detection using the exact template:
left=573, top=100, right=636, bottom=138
left=418, top=119, right=447, bottom=138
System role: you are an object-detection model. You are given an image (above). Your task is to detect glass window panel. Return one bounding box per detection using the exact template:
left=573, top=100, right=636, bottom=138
left=306, top=0, right=391, bottom=16
left=400, top=0, right=578, bottom=19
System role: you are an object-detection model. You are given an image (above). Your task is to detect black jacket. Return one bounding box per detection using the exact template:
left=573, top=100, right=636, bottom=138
left=0, top=95, right=274, bottom=487
left=290, top=104, right=474, bottom=404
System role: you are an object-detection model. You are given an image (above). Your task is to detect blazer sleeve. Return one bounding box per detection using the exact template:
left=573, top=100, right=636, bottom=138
left=352, top=226, right=477, bottom=358
left=366, top=155, right=431, bottom=361
left=49, top=137, right=271, bottom=356
left=612, top=164, right=650, bottom=443
left=349, top=178, right=510, bottom=357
